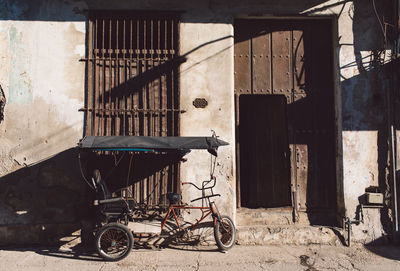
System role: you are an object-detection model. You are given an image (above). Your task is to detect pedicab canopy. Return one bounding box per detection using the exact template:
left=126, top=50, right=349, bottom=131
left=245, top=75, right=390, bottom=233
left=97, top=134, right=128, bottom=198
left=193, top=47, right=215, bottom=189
left=78, top=136, right=229, bottom=155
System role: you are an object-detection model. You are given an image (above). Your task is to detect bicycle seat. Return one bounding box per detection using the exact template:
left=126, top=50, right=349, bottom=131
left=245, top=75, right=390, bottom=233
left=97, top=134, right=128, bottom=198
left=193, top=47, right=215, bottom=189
left=166, top=192, right=181, bottom=205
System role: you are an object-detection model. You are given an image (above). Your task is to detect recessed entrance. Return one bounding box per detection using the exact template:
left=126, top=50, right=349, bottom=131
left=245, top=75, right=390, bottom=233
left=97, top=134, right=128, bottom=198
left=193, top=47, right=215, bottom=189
left=234, top=18, right=337, bottom=222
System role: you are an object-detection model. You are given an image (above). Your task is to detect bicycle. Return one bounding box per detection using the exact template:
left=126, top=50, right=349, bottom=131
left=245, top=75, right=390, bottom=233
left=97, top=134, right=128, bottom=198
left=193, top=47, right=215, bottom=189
left=162, top=175, right=236, bottom=251
left=79, top=132, right=235, bottom=261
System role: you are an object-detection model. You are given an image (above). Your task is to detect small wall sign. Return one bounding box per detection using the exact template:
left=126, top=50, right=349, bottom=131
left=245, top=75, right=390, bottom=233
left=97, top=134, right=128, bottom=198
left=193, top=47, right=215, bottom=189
left=193, top=98, right=208, bottom=108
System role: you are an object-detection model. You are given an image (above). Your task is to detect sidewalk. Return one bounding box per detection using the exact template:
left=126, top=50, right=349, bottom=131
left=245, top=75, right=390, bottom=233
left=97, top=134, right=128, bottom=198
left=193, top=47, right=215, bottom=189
left=1, top=244, right=400, bottom=271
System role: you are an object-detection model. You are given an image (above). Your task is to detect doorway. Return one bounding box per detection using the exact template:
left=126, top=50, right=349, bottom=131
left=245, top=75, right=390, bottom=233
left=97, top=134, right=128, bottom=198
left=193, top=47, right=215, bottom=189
left=234, top=18, right=337, bottom=219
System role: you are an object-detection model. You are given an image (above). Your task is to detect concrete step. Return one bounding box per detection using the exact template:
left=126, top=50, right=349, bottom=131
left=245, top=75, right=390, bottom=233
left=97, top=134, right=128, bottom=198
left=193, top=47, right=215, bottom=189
left=236, top=225, right=342, bottom=246
left=236, top=208, right=294, bottom=226
left=236, top=208, right=337, bottom=226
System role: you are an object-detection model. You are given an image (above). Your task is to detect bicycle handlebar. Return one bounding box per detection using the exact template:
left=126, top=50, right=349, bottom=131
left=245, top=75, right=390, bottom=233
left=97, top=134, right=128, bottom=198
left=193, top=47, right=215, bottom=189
left=182, top=176, right=216, bottom=191
left=182, top=181, right=201, bottom=190
left=191, top=194, right=221, bottom=202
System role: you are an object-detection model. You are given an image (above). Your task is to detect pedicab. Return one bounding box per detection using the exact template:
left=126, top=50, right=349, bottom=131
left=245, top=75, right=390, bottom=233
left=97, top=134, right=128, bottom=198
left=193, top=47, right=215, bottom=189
left=78, top=132, right=236, bottom=261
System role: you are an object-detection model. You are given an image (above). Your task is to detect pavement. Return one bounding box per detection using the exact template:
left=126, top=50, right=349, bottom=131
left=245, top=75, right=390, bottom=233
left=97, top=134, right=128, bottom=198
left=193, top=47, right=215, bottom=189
left=1, top=243, right=400, bottom=271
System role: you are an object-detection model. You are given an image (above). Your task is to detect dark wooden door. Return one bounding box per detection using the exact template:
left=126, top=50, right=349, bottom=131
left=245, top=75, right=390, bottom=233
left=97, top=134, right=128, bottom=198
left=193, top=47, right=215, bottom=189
left=234, top=19, right=336, bottom=215
left=239, top=95, right=291, bottom=208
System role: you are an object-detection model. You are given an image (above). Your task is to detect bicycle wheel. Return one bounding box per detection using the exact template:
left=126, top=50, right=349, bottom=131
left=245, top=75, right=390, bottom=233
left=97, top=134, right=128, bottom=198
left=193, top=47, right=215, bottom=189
left=95, top=222, right=134, bottom=261
left=214, top=215, right=236, bottom=251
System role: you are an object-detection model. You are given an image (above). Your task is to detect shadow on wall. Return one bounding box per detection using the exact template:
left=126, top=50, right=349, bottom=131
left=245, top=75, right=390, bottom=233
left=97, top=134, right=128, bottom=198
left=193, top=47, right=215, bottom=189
left=352, top=0, right=393, bottom=53
left=0, top=0, right=334, bottom=22
left=0, top=0, right=86, bottom=21
left=0, top=148, right=93, bottom=246
left=365, top=237, right=400, bottom=260
left=82, top=150, right=185, bottom=201
left=286, top=0, right=397, bottom=231
left=0, top=147, right=186, bottom=247
left=341, top=0, right=396, bottom=236
left=340, top=57, right=395, bottom=236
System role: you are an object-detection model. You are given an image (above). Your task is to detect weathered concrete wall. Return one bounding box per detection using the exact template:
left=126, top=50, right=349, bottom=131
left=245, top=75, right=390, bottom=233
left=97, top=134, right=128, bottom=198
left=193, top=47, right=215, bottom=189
left=0, top=0, right=396, bottom=245
left=334, top=0, right=393, bottom=243
left=179, top=11, right=235, bottom=220
left=0, top=21, right=85, bottom=167
left=290, top=0, right=393, bottom=244
left=0, top=1, right=89, bottom=245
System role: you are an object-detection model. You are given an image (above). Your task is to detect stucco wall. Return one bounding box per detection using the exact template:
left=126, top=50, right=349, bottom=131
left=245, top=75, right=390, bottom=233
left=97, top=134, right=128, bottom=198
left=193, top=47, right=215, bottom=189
left=0, top=0, right=396, bottom=245
left=0, top=2, right=90, bottom=244
left=0, top=21, right=85, bottom=168
left=179, top=12, right=235, bottom=220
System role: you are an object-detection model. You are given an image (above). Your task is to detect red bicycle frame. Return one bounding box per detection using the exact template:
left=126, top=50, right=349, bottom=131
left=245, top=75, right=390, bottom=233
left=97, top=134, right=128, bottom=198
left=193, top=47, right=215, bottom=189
left=161, top=201, right=219, bottom=232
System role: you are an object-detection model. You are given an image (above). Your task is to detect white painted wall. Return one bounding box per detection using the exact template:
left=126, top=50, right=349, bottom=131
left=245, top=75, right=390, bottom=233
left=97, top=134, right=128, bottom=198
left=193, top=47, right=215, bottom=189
left=179, top=16, right=235, bottom=219
left=0, top=21, right=85, bottom=174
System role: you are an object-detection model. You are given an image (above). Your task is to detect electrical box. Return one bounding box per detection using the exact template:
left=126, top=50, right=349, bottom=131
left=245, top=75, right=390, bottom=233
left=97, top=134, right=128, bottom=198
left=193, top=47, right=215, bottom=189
left=366, top=192, right=384, bottom=205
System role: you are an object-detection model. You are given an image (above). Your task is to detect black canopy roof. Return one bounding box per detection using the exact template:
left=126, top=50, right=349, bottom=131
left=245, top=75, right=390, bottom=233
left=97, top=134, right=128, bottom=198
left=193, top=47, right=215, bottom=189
left=78, top=136, right=229, bottom=151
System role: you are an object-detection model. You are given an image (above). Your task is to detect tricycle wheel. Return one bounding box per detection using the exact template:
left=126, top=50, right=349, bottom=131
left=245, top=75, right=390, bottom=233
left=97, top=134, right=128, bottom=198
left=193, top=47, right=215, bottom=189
left=95, top=222, right=133, bottom=261
left=214, top=215, right=236, bottom=251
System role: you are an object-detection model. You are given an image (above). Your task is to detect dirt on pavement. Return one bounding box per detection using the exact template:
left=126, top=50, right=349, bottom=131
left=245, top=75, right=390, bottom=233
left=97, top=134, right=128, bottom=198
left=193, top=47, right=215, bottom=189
left=1, top=243, right=400, bottom=271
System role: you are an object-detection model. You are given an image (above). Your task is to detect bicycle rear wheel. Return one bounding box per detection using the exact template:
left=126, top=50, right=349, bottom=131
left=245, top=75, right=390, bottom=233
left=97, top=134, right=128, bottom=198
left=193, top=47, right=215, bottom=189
left=214, top=215, right=236, bottom=251
left=95, top=222, right=133, bottom=261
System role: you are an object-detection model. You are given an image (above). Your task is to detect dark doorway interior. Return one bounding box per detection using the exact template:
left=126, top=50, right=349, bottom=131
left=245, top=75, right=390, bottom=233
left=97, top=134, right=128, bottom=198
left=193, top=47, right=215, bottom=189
left=239, top=95, right=291, bottom=208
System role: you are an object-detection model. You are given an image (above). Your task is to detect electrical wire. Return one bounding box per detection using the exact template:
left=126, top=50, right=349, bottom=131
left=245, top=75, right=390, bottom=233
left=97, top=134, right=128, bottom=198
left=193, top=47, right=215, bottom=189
left=103, top=152, right=125, bottom=182
left=372, top=0, right=387, bottom=46
left=78, top=152, right=96, bottom=190
left=210, top=149, right=217, bottom=177
left=125, top=153, right=134, bottom=200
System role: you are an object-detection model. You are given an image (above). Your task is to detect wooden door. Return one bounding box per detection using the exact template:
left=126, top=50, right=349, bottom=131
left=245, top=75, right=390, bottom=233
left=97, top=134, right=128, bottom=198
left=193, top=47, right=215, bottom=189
left=235, top=19, right=336, bottom=216
left=239, top=95, right=291, bottom=208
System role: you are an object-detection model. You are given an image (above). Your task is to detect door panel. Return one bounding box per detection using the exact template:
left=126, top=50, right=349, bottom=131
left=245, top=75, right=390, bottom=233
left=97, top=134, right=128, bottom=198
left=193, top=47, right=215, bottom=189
left=239, top=95, right=291, bottom=208
left=252, top=30, right=271, bottom=93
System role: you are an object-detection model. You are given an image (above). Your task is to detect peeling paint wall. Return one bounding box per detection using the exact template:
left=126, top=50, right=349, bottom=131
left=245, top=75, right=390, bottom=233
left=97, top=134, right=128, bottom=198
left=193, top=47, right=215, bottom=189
left=335, top=0, right=394, bottom=242
left=179, top=13, right=235, bottom=220
left=0, top=20, right=86, bottom=168
left=0, top=1, right=88, bottom=245
left=0, top=0, right=396, bottom=245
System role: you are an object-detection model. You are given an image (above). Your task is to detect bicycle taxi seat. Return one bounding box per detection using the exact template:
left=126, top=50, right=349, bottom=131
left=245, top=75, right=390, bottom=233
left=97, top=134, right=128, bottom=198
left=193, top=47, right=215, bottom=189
left=92, top=169, right=135, bottom=218
left=166, top=192, right=182, bottom=205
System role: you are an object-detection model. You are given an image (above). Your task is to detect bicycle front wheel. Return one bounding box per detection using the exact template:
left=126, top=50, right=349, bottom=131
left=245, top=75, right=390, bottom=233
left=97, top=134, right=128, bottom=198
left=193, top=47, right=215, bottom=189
left=214, top=215, right=236, bottom=251
left=95, top=222, right=133, bottom=261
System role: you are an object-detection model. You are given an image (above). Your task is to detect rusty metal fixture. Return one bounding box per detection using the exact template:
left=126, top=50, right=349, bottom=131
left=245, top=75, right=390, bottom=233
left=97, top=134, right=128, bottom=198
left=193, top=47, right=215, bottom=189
left=0, top=84, right=5, bottom=123
left=343, top=203, right=385, bottom=247
left=192, top=98, right=208, bottom=108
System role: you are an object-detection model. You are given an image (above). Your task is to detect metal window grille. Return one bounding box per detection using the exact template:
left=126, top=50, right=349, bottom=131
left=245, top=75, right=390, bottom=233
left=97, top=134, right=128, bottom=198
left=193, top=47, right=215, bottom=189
left=83, top=11, right=181, bottom=206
